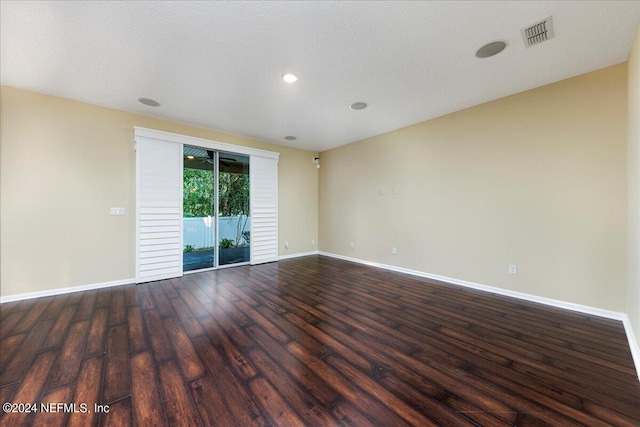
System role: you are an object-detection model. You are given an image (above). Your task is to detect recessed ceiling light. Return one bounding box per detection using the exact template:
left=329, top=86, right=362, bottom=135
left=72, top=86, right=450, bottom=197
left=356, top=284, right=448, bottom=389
left=282, top=73, right=298, bottom=83
left=475, top=41, right=507, bottom=58
left=186, top=155, right=194, bottom=160
left=284, top=136, right=297, bottom=141
left=350, top=102, right=368, bottom=110
left=138, top=97, right=160, bottom=107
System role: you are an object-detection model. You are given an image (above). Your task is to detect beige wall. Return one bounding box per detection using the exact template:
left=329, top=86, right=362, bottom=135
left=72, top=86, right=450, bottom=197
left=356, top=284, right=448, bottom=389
left=0, top=87, right=318, bottom=297
left=629, top=24, right=640, bottom=342
left=319, top=64, right=628, bottom=312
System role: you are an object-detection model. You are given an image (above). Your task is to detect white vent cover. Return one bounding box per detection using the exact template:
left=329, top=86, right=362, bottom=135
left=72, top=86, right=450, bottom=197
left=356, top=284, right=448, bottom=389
left=521, top=16, right=554, bottom=48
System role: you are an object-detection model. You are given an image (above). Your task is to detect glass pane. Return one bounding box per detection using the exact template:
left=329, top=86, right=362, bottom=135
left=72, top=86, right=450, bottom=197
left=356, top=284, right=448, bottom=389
left=218, top=153, right=250, bottom=266
left=183, top=146, right=216, bottom=271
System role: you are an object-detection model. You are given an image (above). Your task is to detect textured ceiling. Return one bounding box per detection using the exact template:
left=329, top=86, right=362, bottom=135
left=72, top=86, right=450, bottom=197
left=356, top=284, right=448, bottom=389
left=1, top=1, right=639, bottom=152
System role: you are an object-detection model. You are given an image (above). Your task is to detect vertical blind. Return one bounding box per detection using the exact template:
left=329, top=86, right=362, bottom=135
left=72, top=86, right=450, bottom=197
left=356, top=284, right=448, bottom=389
left=135, top=127, right=279, bottom=283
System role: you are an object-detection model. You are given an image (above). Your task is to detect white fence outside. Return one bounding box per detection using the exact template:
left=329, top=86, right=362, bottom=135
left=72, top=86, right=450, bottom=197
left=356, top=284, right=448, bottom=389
left=183, top=216, right=250, bottom=249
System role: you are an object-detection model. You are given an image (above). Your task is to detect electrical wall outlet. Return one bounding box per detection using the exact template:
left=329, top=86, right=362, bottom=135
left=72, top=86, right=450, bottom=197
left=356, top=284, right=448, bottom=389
left=285, top=241, right=289, bottom=249
left=392, top=247, right=397, bottom=255
left=349, top=242, right=354, bottom=248
left=509, top=265, right=517, bottom=274
left=110, top=207, right=125, bottom=216
left=311, top=239, right=315, bottom=245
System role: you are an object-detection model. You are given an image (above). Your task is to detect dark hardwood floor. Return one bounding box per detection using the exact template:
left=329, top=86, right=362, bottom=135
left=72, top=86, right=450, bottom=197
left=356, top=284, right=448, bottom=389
left=1, top=255, right=639, bottom=426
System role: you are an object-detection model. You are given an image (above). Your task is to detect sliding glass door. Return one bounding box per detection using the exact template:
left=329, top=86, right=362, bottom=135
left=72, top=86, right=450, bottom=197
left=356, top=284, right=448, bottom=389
left=182, top=146, right=217, bottom=271
left=218, top=152, right=250, bottom=266
left=135, top=126, right=279, bottom=284
left=182, top=146, right=250, bottom=271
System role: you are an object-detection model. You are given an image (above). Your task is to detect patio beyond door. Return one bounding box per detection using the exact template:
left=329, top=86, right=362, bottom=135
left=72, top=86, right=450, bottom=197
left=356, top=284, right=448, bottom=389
left=217, top=152, right=250, bottom=266
left=182, top=146, right=250, bottom=272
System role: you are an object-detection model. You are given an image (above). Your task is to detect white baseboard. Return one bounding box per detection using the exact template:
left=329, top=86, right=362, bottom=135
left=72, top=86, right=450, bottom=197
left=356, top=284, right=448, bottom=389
left=319, top=251, right=640, bottom=380
left=0, top=278, right=135, bottom=304
left=279, top=250, right=319, bottom=260
left=622, top=317, right=640, bottom=381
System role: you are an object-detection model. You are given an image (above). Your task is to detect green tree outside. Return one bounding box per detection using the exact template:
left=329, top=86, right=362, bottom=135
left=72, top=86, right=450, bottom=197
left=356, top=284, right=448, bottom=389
left=183, top=168, right=250, bottom=247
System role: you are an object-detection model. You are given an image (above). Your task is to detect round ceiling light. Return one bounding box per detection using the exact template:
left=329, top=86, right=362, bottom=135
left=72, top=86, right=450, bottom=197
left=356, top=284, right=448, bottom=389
left=138, top=97, right=160, bottom=107
left=350, top=102, right=368, bottom=110
left=282, top=73, right=298, bottom=83
left=475, top=41, right=507, bottom=58
left=284, top=136, right=297, bottom=141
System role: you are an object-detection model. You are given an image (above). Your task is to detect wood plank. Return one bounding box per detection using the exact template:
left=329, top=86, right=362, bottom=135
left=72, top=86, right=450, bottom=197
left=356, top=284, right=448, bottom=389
left=95, top=288, right=112, bottom=309
left=200, top=314, right=258, bottom=380
left=510, top=360, right=640, bottom=415
left=286, top=341, right=413, bottom=426
left=124, top=284, right=140, bottom=307
left=143, top=308, right=175, bottom=363
left=127, top=306, right=147, bottom=353
left=102, top=324, right=130, bottom=403
left=201, top=300, right=253, bottom=349
left=162, top=317, right=205, bottom=381
left=331, top=401, right=377, bottom=427
left=252, top=307, right=332, bottom=358
left=582, top=399, right=640, bottom=427
left=32, top=386, right=73, bottom=427
left=109, top=288, right=126, bottom=325
left=245, top=324, right=340, bottom=407
left=47, top=320, right=90, bottom=390
left=100, top=396, right=131, bottom=427
left=169, top=297, right=204, bottom=338
left=247, top=348, right=340, bottom=426
left=0, top=333, right=26, bottom=369
left=177, top=288, right=209, bottom=318
left=40, top=294, right=69, bottom=321
left=208, top=293, right=253, bottom=328
left=74, top=290, right=97, bottom=322
left=323, top=352, right=441, bottom=427
left=1, top=351, right=57, bottom=426
left=150, top=283, right=174, bottom=317
left=137, top=284, right=156, bottom=311
left=440, top=393, right=516, bottom=427
left=69, top=355, right=104, bottom=427
left=85, top=307, right=109, bottom=356
left=43, top=304, right=78, bottom=349
left=0, top=301, right=21, bottom=319
left=65, top=291, right=84, bottom=306
left=0, top=310, right=26, bottom=338
left=131, top=351, right=167, bottom=427
left=9, top=297, right=52, bottom=334
left=189, top=375, right=239, bottom=427
left=232, top=299, right=288, bottom=344
left=283, top=311, right=372, bottom=371
left=0, top=319, right=54, bottom=386
left=0, top=383, right=19, bottom=412
left=161, top=279, right=180, bottom=299
left=222, top=282, right=259, bottom=307
left=157, top=360, right=203, bottom=427
left=249, top=376, right=306, bottom=427
left=192, top=335, right=267, bottom=427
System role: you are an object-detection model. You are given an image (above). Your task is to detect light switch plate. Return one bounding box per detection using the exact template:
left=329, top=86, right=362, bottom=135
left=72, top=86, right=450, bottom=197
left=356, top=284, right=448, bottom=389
left=110, top=207, right=125, bottom=216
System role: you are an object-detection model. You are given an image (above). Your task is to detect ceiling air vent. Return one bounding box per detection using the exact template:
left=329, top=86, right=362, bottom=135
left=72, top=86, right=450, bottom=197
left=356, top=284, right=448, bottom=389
left=521, top=16, right=554, bottom=48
